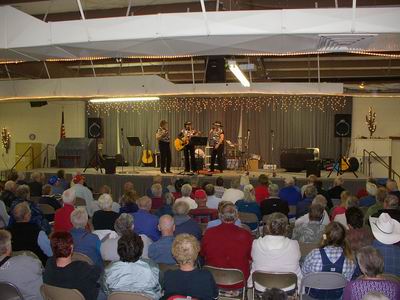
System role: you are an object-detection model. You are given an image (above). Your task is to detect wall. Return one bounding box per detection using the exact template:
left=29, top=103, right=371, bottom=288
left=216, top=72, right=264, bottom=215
left=352, top=97, right=400, bottom=178
left=0, top=100, right=86, bottom=171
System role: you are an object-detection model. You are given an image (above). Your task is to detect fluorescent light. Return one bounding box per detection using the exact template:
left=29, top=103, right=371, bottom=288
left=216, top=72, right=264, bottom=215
left=89, top=97, right=160, bottom=103
left=228, top=60, right=250, bottom=87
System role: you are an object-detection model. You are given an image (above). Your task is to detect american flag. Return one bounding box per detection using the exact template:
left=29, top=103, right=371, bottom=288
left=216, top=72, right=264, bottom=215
left=60, top=110, right=66, bottom=138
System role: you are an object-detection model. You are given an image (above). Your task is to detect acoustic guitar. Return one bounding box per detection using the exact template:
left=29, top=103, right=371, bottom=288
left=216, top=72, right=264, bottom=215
left=174, top=135, right=189, bottom=151
left=141, top=137, right=153, bottom=165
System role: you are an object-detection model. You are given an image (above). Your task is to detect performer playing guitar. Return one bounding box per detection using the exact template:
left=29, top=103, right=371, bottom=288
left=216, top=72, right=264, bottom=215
left=209, top=121, right=225, bottom=173
left=156, top=120, right=171, bottom=174
left=180, top=121, right=199, bottom=172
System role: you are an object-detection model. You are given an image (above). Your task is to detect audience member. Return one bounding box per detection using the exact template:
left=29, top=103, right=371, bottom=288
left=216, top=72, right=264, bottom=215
left=345, top=207, right=374, bottom=253
left=28, top=172, right=43, bottom=197
left=146, top=175, right=168, bottom=198
left=343, top=246, right=400, bottom=300
left=205, top=183, right=222, bottom=209
left=70, top=207, right=103, bottom=268
left=300, top=175, right=318, bottom=197
left=334, top=195, right=359, bottom=229
left=190, top=189, right=218, bottom=223
left=362, top=292, right=390, bottom=300
left=57, top=169, right=70, bottom=190
left=49, top=175, right=64, bottom=196
left=370, top=213, right=400, bottom=276
left=255, top=174, right=270, bottom=204
left=214, top=176, right=225, bottom=198
left=8, top=202, right=52, bottom=265
left=295, top=194, right=330, bottom=226
left=16, top=171, right=27, bottom=185
left=302, top=222, right=356, bottom=299
left=0, top=198, right=9, bottom=228
left=119, top=181, right=136, bottom=202
left=222, top=177, right=244, bottom=204
left=175, top=184, right=197, bottom=210
left=133, top=196, right=160, bottom=241
left=155, top=192, right=175, bottom=217
left=54, top=188, right=75, bottom=232
left=364, top=187, right=387, bottom=224
left=331, top=190, right=351, bottom=221
left=148, top=215, right=176, bottom=265
left=173, top=201, right=202, bottom=241
left=0, top=180, right=17, bottom=208
left=43, top=231, right=101, bottom=300
left=151, top=183, right=164, bottom=209
left=296, top=185, right=317, bottom=218
left=119, top=190, right=139, bottom=214
left=261, top=288, right=288, bottom=300
left=386, top=179, right=400, bottom=200
left=92, top=193, right=120, bottom=230
left=172, top=178, right=186, bottom=199
left=359, top=182, right=378, bottom=207
left=201, top=202, right=252, bottom=289
left=207, top=200, right=242, bottom=229
left=292, top=204, right=325, bottom=243
left=39, top=184, right=62, bottom=212
left=163, top=234, right=218, bottom=299
left=371, top=194, right=400, bottom=222
left=0, top=230, right=43, bottom=300
left=167, top=176, right=177, bottom=193
left=72, top=174, right=95, bottom=216
left=279, top=177, right=302, bottom=209
left=250, top=213, right=301, bottom=289
left=235, top=184, right=261, bottom=230
left=328, top=176, right=346, bottom=200
left=102, top=231, right=161, bottom=299
left=314, top=178, right=333, bottom=209
left=261, top=184, right=289, bottom=217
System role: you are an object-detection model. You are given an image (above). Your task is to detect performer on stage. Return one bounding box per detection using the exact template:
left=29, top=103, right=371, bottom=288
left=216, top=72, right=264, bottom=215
left=180, top=121, right=198, bottom=172
left=156, top=120, right=172, bottom=174
left=209, top=121, right=225, bottom=173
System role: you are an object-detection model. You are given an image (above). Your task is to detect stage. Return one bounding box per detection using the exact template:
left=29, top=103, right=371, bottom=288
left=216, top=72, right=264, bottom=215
left=20, top=166, right=368, bottom=202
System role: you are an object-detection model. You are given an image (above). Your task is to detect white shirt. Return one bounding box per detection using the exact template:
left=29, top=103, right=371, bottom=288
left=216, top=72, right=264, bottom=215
left=0, top=200, right=10, bottom=227
left=214, top=186, right=225, bottom=198
left=295, top=210, right=330, bottom=227
left=175, top=196, right=198, bottom=210
left=221, top=188, right=244, bottom=204
left=73, top=183, right=95, bottom=217
left=333, top=213, right=348, bottom=229
left=206, top=195, right=222, bottom=209
left=100, top=233, right=152, bottom=261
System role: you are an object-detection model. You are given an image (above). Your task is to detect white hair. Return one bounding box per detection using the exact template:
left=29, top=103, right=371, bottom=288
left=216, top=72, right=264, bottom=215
left=98, top=193, right=113, bottom=210
left=151, top=183, right=163, bottom=198
left=268, top=184, right=280, bottom=197
left=70, top=207, right=88, bottom=229
left=312, top=194, right=327, bottom=209
left=284, top=177, right=295, bottom=186
left=62, top=188, right=76, bottom=204
left=4, top=180, right=16, bottom=192
left=243, top=184, right=255, bottom=202
left=181, top=184, right=192, bottom=197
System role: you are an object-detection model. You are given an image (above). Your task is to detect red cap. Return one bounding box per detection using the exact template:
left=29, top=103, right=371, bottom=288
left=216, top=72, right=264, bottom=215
left=194, top=189, right=207, bottom=200
left=73, top=174, right=85, bottom=184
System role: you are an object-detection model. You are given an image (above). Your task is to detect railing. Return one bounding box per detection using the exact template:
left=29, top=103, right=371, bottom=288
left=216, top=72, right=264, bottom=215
left=362, top=149, right=400, bottom=181
left=9, top=144, right=55, bottom=173
left=10, top=146, right=34, bottom=172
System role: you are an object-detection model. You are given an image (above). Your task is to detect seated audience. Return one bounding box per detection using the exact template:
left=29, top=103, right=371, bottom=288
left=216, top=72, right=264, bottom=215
left=295, top=194, right=330, bottom=226
left=201, top=202, right=252, bottom=289
left=151, top=183, right=164, bottom=210
left=57, top=169, right=70, bottom=190
left=279, top=177, right=302, bottom=209
left=28, top=171, right=43, bottom=197
left=0, top=180, right=17, bottom=209
left=345, top=207, right=374, bottom=253
left=70, top=207, right=103, bottom=268
left=250, top=212, right=301, bottom=289
left=8, top=202, right=52, bottom=265
left=370, top=213, right=400, bottom=276
left=101, top=213, right=152, bottom=261
left=146, top=175, right=168, bottom=198
left=190, top=189, right=218, bottom=223
left=386, top=179, right=400, bottom=200
left=334, top=195, right=359, bottom=229
left=314, top=178, right=333, bottom=209
left=301, top=175, right=318, bottom=197
left=43, top=231, right=101, bottom=300
left=261, top=184, right=289, bottom=217
left=102, top=231, right=161, bottom=299
left=365, top=187, right=387, bottom=224
left=372, top=194, right=400, bottom=222
left=92, top=193, right=120, bottom=230
left=359, top=182, right=378, bottom=207
left=54, top=188, right=75, bottom=232
left=148, top=215, right=176, bottom=264
left=174, top=201, right=202, bottom=241
left=214, top=176, right=225, bottom=198
left=328, top=176, right=346, bottom=200
left=296, top=185, right=318, bottom=218
left=302, top=222, right=356, bottom=299
left=207, top=200, right=242, bottom=229
left=175, top=184, right=198, bottom=210
left=0, top=195, right=9, bottom=228
left=205, top=183, right=222, bottom=209
left=293, top=203, right=326, bottom=243
left=255, top=174, right=270, bottom=204
left=72, top=174, right=95, bottom=217
left=331, top=190, right=351, bottom=221
left=49, top=175, right=65, bottom=196
left=119, top=190, right=139, bottom=214
left=133, top=196, right=160, bottom=241
left=119, top=181, right=136, bottom=203
left=0, top=229, right=43, bottom=300
left=39, top=184, right=62, bottom=211
left=261, top=288, right=288, bottom=300
left=235, top=184, right=261, bottom=230
left=343, top=246, right=400, bottom=300
left=155, top=192, right=174, bottom=217
left=222, top=177, right=244, bottom=204
left=16, top=171, right=28, bottom=185
left=167, top=176, right=177, bottom=193
left=163, top=234, right=218, bottom=299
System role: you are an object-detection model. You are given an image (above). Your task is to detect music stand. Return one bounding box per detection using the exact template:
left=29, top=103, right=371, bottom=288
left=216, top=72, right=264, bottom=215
left=127, top=137, right=142, bottom=174
left=191, top=136, right=208, bottom=173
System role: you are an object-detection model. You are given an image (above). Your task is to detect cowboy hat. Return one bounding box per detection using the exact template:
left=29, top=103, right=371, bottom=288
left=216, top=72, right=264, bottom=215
left=366, top=182, right=378, bottom=196
left=370, top=213, right=400, bottom=245
left=184, top=121, right=192, bottom=126
left=213, top=121, right=223, bottom=127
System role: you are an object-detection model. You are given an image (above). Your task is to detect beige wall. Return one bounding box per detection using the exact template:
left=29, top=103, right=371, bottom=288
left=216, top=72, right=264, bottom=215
left=0, top=101, right=86, bottom=171
left=352, top=97, right=400, bottom=178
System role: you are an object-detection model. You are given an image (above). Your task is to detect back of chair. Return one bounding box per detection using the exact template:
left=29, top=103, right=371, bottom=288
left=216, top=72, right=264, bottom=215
left=12, top=250, right=41, bottom=261
left=40, top=284, right=85, bottom=300
left=238, top=212, right=258, bottom=224
left=108, top=292, right=152, bottom=300
left=38, top=203, right=55, bottom=215
left=299, top=242, right=319, bottom=259
left=71, top=252, right=94, bottom=265
left=204, top=265, right=244, bottom=286
left=288, top=205, right=297, bottom=216
left=252, top=271, right=297, bottom=291
left=158, top=263, right=179, bottom=273
left=30, top=196, right=41, bottom=204
left=75, top=197, right=86, bottom=207
left=299, top=272, right=347, bottom=299
left=0, top=281, right=24, bottom=300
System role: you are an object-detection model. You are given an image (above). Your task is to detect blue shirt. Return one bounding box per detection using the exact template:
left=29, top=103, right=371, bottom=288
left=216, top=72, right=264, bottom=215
left=372, top=240, right=400, bottom=276
left=148, top=236, right=175, bottom=264
left=279, top=186, right=302, bottom=206
left=207, top=219, right=241, bottom=229
left=296, top=197, right=313, bottom=218
left=174, top=216, right=202, bottom=241
left=235, top=200, right=261, bottom=230
left=359, top=195, right=376, bottom=207
left=155, top=205, right=173, bottom=217
left=70, top=228, right=103, bottom=268
left=132, top=209, right=160, bottom=242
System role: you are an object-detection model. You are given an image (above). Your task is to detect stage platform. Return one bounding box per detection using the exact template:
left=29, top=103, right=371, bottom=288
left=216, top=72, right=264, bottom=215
left=21, top=166, right=368, bottom=202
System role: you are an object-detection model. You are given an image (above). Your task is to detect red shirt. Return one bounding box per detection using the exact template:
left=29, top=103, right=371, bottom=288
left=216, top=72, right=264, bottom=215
left=151, top=197, right=163, bottom=209
left=54, top=203, right=74, bottom=232
left=331, top=206, right=347, bottom=221
left=189, top=208, right=218, bottom=223
left=255, top=185, right=270, bottom=204
left=201, top=222, right=252, bottom=288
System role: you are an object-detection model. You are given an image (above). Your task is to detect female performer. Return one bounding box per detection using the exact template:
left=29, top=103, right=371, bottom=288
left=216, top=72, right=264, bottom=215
left=156, top=120, right=171, bottom=174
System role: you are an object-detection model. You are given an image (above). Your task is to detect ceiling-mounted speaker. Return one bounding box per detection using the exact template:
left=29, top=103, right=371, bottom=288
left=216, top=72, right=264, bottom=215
left=30, top=101, right=48, bottom=107
left=334, top=114, right=352, bottom=138
left=205, top=56, right=226, bottom=83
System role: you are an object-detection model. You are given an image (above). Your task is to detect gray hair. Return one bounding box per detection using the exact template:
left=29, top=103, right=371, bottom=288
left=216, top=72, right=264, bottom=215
left=173, top=201, right=190, bottom=216
left=30, top=172, right=41, bottom=182
left=362, top=292, right=389, bottom=300
left=219, top=202, right=238, bottom=223
left=312, top=194, right=327, bottom=209
left=334, top=176, right=344, bottom=186
left=309, top=204, right=324, bottom=222
left=98, top=193, right=113, bottom=210
left=137, top=196, right=152, bottom=210
left=284, top=177, right=295, bottom=186
left=151, top=183, right=163, bottom=198
left=231, top=178, right=241, bottom=189
left=268, top=184, right=280, bottom=197
left=181, top=184, right=193, bottom=197
left=114, top=213, right=134, bottom=236
left=70, top=207, right=88, bottom=229
left=13, top=202, right=31, bottom=222
left=4, top=180, right=16, bottom=192
left=163, top=192, right=175, bottom=205
left=204, top=184, right=215, bottom=196
left=243, top=184, right=256, bottom=202
left=384, top=194, right=399, bottom=209
left=304, top=185, right=318, bottom=199
left=62, top=188, right=76, bottom=204
left=0, top=230, right=12, bottom=256
left=16, top=184, right=30, bottom=201
left=357, top=246, right=384, bottom=277
left=264, top=212, right=288, bottom=236
left=42, top=184, right=52, bottom=195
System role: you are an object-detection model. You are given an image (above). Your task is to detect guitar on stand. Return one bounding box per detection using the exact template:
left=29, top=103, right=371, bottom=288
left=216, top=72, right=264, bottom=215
left=141, top=137, right=154, bottom=166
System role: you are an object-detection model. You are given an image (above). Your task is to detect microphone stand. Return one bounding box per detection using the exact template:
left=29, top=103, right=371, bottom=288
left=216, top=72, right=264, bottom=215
left=120, top=128, right=127, bottom=174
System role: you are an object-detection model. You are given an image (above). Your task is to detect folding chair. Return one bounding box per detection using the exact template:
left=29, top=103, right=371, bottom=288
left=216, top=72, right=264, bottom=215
left=0, top=281, right=24, bottom=300
left=40, top=284, right=85, bottom=300
left=238, top=212, right=259, bottom=237
left=298, top=242, right=319, bottom=260
left=75, top=197, right=86, bottom=207
left=299, top=272, right=347, bottom=300
left=71, top=252, right=94, bottom=265
left=38, top=203, right=55, bottom=215
left=204, top=265, right=246, bottom=300
left=12, top=250, right=41, bottom=261
left=108, top=292, right=152, bottom=300
left=251, top=271, right=297, bottom=300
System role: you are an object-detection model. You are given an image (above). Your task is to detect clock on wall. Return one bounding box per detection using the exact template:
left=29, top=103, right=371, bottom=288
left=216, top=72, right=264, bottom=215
left=29, top=133, right=36, bottom=141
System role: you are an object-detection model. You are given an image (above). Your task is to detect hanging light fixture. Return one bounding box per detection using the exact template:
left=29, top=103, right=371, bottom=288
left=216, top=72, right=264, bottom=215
left=227, top=60, right=250, bottom=87
left=89, top=97, right=160, bottom=103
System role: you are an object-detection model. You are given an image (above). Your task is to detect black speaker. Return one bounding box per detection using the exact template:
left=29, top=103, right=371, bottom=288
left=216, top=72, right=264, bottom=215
left=306, top=159, right=321, bottom=177
left=205, top=56, right=226, bottom=83
left=88, top=118, right=103, bottom=139
left=334, top=114, right=352, bottom=137
left=103, top=157, right=116, bottom=174
left=30, top=101, right=48, bottom=107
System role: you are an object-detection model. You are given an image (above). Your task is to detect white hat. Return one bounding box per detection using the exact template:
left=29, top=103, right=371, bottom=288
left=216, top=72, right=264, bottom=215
left=370, top=213, right=400, bottom=245
left=366, top=182, right=377, bottom=196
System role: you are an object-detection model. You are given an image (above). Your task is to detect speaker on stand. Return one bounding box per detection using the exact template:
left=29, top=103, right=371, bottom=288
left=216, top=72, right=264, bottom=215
left=84, top=118, right=104, bottom=173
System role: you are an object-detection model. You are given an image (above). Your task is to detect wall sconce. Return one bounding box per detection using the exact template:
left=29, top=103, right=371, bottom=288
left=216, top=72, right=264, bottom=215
left=1, top=128, right=11, bottom=153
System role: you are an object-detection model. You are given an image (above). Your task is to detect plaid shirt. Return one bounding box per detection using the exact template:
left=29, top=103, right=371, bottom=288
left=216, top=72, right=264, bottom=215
left=301, top=246, right=356, bottom=281
left=373, top=240, right=400, bottom=276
